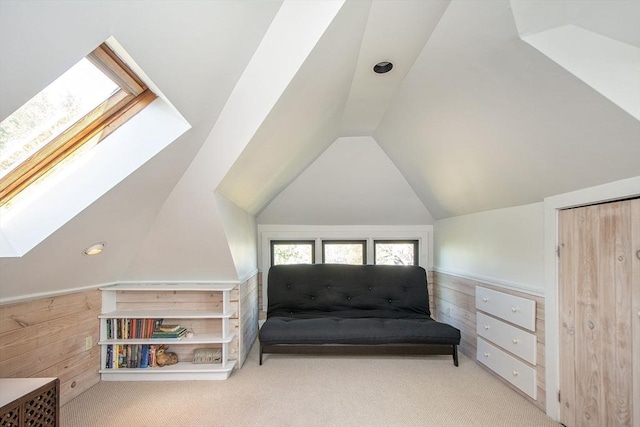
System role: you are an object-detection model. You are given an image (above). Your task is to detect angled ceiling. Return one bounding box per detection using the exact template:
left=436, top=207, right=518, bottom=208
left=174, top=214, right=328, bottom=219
left=0, top=0, right=638, bottom=300
left=219, top=0, right=640, bottom=219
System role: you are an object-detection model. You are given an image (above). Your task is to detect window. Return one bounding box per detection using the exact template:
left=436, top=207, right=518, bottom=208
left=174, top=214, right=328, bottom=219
left=0, top=43, right=156, bottom=206
left=271, top=240, right=315, bottom=265
left=322, top=240, right=366, bottom=265
left=374, top=240, right=418, bottom=266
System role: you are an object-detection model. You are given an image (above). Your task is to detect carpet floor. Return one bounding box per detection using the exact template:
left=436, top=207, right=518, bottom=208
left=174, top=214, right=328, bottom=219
left=62, top=342, right=559, bottom=427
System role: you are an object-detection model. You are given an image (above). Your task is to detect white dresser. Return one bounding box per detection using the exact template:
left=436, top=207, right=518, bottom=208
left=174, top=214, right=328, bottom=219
left=476, top=286, right=537, bottom=399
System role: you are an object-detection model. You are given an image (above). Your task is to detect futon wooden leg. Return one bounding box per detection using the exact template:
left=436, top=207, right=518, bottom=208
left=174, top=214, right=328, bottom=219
left=453, top=345, right=459, bottom=366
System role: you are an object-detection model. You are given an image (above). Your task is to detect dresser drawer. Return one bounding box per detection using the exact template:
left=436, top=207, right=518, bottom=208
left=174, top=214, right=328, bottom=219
left=476, top=312, right=536, bottom=364
left=477, top=338, right=537, bottom=399
left=476, top=286, right=536, bottom=331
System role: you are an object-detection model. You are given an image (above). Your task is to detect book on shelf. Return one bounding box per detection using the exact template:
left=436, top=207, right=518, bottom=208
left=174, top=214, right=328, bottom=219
left=157, top=324, right=181, bottom=332
left=151, top=327, right=187, bottom=339
left=106, top=318, right=160, bottom=340
left=106, top=344, right=158, bottom=369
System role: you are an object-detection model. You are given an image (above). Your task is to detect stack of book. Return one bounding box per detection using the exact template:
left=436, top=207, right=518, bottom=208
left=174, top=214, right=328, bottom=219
left=151, top=324, right=187, bottom=340
left=106, top=344, right=159, bottom=368
left=106, top=318, right=161, bottom=339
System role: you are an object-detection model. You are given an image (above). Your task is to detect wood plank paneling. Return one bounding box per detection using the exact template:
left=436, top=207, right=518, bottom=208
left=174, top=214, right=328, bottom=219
left=432, top=271, right=546, bottom=411
left=258, top=272, right=267, bottom=321
left=237, top=274, right=259, bottom=367
left=0, top=290, right=101, bottom=406
left=632, top=200, right=640, bottom=427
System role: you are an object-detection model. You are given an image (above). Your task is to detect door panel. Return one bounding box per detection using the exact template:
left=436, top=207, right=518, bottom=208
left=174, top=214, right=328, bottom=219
left=559, top=199, right=639, bottom=427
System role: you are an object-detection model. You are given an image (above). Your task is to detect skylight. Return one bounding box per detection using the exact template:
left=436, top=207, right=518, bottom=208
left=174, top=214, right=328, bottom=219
left=0, top=60, right=118, bottom=179
left=0, top=43, right=156, bottom=206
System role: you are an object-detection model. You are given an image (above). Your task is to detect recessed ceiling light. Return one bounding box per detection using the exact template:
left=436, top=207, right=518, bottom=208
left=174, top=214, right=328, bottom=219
left=83, top=242, right=106, bottom=256
left=373, top=61, right=393, bottom=74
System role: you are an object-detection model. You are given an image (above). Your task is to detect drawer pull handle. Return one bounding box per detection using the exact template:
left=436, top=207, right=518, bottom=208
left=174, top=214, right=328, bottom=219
left=511, top=307, right=518, bottom=313
left=484, top=325, right=490, bottom=330
left=484, top=352, right=489, bottom=357
left=482, top=297, right=488, bottom=302
left=512, top=370, right=519, bottom=377
left=512, top=339, right=519, bottom=344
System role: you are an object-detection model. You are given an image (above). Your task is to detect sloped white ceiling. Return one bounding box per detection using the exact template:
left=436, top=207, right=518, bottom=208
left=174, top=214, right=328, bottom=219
left=0, top=0, right=638, bottom=300
left=0, top=0, right=282, bottom=299
left=123, top=0, right=347, bottom=281
left=220, top=0, right=639, bottom=220
left=216, top=0, right=371, bottom=214
left=374, top=0, right=640, bottom=219
left=257, top=136, right=434, bottom=225
left=340, top=0, right=450, bottom=136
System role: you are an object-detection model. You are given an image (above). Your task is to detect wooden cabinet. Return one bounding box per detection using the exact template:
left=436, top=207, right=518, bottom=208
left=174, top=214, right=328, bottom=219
left=0, top=378, right=59, bottom=427
left=99, top=284, right=237, bottom=381
left=476, top=286, right=538, bottom=399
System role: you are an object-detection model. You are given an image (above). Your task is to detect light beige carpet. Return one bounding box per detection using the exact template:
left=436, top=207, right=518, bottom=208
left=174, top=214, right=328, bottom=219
left=62, top=342, right=559, bottom=427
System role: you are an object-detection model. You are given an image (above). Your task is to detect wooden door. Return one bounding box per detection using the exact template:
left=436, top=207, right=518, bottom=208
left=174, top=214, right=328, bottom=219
left=559, top=198, right=639, bottom=427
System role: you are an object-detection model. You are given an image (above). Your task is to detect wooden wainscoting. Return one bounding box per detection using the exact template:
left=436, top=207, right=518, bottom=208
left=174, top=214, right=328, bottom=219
left=432, top=271, right=546, bottom=411
left=237, top=273, right=259, bottom=367
left=258, top=271, right=266, bottom=321
left=0, top=290, right=101, bottom=406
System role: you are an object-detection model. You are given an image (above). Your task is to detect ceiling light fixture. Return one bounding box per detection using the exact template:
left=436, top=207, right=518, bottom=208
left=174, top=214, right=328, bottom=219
left=83, top=242, right=106, bottom=256
left=373, top=61, right=393, bottom=74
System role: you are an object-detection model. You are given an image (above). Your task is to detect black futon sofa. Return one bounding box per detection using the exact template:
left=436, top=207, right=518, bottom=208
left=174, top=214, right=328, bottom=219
left=259, top=264, right=461, bottom=365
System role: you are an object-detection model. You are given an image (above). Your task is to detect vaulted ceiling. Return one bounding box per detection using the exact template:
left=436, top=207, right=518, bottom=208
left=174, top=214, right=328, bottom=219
left=0, top=0, right=638, bottom=300
left=217, top=0, right=639, bottom=218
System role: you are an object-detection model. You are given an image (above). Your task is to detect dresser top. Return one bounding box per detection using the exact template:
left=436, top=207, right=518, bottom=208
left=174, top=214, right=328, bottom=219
left=0, top=378, right=56, bottom=408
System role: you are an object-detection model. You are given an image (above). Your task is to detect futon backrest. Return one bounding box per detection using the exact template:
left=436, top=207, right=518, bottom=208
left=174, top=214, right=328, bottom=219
left=266, top=264, right=430, bottom=317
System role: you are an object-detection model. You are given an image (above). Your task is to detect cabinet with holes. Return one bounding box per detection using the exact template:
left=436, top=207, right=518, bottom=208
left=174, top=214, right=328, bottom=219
left=0, top=378, right=59, bottom=427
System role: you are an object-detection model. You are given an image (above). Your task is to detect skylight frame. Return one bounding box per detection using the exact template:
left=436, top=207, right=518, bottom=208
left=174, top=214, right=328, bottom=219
left=0, top=43, right=156, bottom=206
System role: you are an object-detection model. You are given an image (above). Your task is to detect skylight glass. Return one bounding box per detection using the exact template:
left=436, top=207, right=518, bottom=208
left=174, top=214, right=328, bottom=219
left=0, top=43, right=155, bottom=207
left=0, top=59, right=119, bottom=180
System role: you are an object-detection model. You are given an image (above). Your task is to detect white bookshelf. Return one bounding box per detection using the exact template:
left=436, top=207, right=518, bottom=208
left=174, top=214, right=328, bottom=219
left=99, top=283, right=237, bottom=381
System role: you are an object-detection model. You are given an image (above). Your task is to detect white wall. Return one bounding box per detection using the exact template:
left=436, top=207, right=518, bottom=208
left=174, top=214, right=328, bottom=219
left=434, top=202, right=545, bottom=294
left=257, top=136, right=434, bottom=225
left=216, top=194, right=258, bottom=281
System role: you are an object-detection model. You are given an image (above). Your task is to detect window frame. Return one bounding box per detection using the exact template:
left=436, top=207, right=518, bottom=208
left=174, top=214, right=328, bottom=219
left=321, top=239, right=367, bottom=265
left=373, top=239, right=419, bottom=266
left=0, top=43, right=156, bottom=206
left=270, top=240, right=316, bottom=266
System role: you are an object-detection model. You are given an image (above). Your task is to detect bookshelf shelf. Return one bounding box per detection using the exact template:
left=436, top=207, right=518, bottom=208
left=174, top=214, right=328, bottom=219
left=99, top=283, right=237, bottom=381
left=99, top=309, right=236, bottom=319
left=98, top=333, right=236, bottom=346
left=99, top=360, right=237, bottom=381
